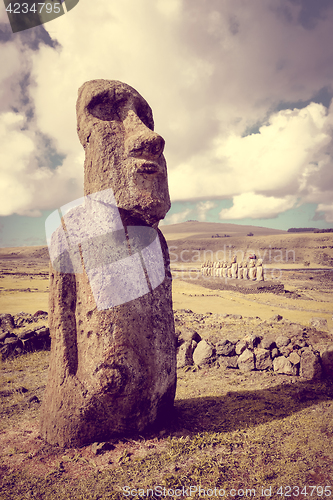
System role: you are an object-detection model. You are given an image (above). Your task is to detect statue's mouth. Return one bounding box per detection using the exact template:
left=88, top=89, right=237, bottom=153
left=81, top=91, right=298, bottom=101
left=136, top=162, right=160, bottom=174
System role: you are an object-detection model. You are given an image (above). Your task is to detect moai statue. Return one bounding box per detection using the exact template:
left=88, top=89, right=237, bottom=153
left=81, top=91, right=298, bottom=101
left=217, top=262, right=222, bottom=278
left=40, top=80, right=176, bottom=447
left=256, top=258, right=264, bottom=281
left=223, top=262, right=228, bottom=278
left=243, top=262, right=248, bottom=280
left=204, top=261, right=208, bottom=276
left=227, top=261, right=232, bottom=278
left=248, top=259, right=257, bottom=280
left=231, top=256, right=238, bottom=279
left=237, top=262, right=243, bottom=279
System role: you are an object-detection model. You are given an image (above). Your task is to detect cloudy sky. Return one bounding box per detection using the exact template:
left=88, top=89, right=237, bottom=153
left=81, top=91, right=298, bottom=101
left=0, top=0, right=333, bottom=247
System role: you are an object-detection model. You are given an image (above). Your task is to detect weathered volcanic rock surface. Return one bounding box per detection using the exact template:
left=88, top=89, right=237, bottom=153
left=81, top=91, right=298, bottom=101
left=39, top=80, right=177, bottom=447
left=40, top=248, right=176, bottom=447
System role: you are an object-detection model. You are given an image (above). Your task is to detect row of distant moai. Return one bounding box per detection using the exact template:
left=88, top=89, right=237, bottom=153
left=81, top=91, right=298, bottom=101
left=201, top=255, right=264, bottom=281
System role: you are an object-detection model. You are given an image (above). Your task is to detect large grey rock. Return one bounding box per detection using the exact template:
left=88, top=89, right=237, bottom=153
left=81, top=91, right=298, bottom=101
left=260, top=336, right=276, bottom=350
left=235, top=340, right=247, bottom=355
left=275, top=335, right=291, bottom=348
left=273, top=356, right=296, bottom=375
left=40, top=80, right=176, bottom=448
left=0, top=331, right=11, bottom=342
left=0, top=314, right=14, bottom=330
left=243, top=334, right=262, bottom=350
left=279, top=345, right=293, bottom=357
left=288, top=351, right=301, bottom=366
left=193, top=340, right=215, bottom=366
left=216, top=339, right=235, bottom=356
left=219, top=356, right=239, bottom=369
left=177, top=328, right=201, bottom=346
left=300, top=348, right=322, bottom=380
left=320, top=345, right=333, bottom=379
left=254, top=348, right=272, bottom=371
left=17, top=330, right=36, bottom=340
left=237, top=349, right=255, bottom=372
left=177, top=340, right=197, bottom=368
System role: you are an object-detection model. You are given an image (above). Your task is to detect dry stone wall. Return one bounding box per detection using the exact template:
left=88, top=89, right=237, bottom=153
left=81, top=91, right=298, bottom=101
left=175, top=310, right=333, bottom=381
left=0, top=312, right=50, bottom=361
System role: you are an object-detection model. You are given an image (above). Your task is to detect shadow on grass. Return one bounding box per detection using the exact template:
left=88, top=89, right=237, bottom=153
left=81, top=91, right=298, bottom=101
left=162, top=379, right=333, bottom=437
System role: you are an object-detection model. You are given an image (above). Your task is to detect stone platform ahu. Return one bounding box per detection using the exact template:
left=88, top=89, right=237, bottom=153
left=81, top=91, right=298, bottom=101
left=40, top=80, right=177, bottom=448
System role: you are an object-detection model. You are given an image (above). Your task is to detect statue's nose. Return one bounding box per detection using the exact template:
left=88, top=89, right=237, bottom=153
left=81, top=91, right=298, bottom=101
left=124, top=114, right=165, bottom=160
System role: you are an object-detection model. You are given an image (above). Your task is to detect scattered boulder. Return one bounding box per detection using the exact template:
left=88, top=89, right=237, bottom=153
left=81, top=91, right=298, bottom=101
left=243, top=334, right=262, bottom=350
left=0, top=314, right=14, bottom=330
left=193, top=340, right=215, bottom=366
left=235, top=340, right=247, bottom=355
left=0, top=324, right=51, bottom=360
left=35, top=327, right=50, bottom=338
left=254, top=348, right=273, bottom=371
left=176, top=328, right=201, bottom=346
left=177, top=340, right=197, bottom=368
left=237, top=349, right=255, bottom=372
left=291, top=337, right=307, bottom=349
left=300, top=348, right=322, bottom=380
left=288, top=351, right=301, bottom=366
left=320, top=345, right=333, bottom=379
left=4, top=337, right=19, bottom=345
left=279, top=345, right=293, bottom=357
left=271, top=348, right=279, bottom=359
left=275, top=335, right=291, bottom=348
left=273, top=356, right=296, bottom=375
left=0, top=331, right=12, bottom=342
left=17, top=330, right=36, bottom=340
left=219, top=356, right=239, bottom=369
left=216, top=339, right=236, bottom=356
left=260, top=336, right=276, bottom=350
left=34, top=310, right=48, bottom=317
left=13, top=312, right=35, bottom=328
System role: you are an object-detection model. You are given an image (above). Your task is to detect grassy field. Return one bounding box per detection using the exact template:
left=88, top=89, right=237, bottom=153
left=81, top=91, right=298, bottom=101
left=1, top=348, right=333, bottom=499
left=1, top=225, right=333, bottom=498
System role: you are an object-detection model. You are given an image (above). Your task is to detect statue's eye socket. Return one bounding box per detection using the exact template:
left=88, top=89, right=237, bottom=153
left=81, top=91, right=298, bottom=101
left=88, top=102, right=116, bottom=121
left=87, top=96, right=126, bottom=122
left=136, top=106, right=154, bottom=131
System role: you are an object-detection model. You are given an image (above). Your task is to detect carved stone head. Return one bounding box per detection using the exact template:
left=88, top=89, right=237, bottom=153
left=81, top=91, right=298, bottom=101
left=76, top=80, right=171, bottom=226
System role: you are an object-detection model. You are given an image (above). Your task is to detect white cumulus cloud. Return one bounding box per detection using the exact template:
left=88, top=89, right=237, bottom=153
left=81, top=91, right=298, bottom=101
left=0, top=0, right=333, bottom=224
left=219, top=193, right=297, bottom=220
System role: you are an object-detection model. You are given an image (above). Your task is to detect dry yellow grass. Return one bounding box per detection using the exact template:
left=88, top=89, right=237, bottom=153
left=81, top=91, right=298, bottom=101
left=1, top=233, right=333, bottom=499
left=173, top=280, right=332, bottom=326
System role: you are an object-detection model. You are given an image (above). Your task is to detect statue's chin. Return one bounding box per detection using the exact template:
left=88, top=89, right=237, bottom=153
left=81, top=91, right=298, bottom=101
left=131, top=201, right=168, bottom=226
left=116, top=188, right=170, bottom=224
